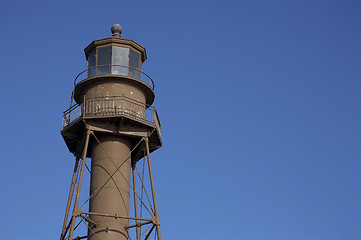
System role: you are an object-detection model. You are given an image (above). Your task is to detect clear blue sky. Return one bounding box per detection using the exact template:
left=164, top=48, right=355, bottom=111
left=0, top=1, right=360, bottom=239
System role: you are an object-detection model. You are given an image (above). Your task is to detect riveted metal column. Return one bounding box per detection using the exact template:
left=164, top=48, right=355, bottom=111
left=88, top=134, right=132, bottom=240
left=68, top=129, right=91, bottom=240
left=145, top=137, right=162, bottom=240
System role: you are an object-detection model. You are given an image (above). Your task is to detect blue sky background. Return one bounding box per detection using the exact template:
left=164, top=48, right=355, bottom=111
left=0, top=0, right=360, bottom=239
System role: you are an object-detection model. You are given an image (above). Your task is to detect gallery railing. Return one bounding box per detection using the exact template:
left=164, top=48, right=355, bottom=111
left=74, top=65, right=155, bottom=90
left=62, top=96, right=160, bottom=130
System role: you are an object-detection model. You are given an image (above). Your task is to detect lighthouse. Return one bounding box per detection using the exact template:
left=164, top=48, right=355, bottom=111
left=60, top=24, right=162, bottom=240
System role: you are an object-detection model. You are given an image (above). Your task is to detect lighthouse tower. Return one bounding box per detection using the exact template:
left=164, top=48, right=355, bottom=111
left=60, top=24, right=162, bottom=240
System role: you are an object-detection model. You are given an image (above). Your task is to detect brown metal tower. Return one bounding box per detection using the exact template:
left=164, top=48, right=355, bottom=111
left=60, top=24, right=162, bottom=240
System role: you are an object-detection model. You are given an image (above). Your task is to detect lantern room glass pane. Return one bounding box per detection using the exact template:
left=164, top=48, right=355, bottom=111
left=112, top=46, right=129, bottom=76
left=97, top=47, right=111, bottom=75
left=129, top=49, right=141, bottom=79
left=87, top=50, right=96, bottom=77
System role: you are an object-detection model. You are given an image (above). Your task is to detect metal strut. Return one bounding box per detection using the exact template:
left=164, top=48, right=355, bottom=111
left=61, top=157, right=80, bottom=240
left=145, top=137, right=162, bottom=240
left=132, top=164, right=140, bottom=240
left=68, top=129, right=91, bottom=240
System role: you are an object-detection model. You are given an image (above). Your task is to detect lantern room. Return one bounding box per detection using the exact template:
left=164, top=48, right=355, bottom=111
left=83, top=24, right=147, bottom=80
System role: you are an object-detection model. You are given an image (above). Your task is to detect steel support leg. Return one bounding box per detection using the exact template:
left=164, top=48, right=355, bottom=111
left=68, top=129, right=91, bottom=240
left=132, top=165, right=141, bottom=240
left=145, top=137, right=162, bottom=240
left=61, top=157, right=80, bottom=240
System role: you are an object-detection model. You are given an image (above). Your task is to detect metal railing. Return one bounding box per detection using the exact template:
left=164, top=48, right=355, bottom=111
left=74, top=65, right=155, bottom=90
left=63, top=104, right=82, bottom=128
left=62, top=96, right=159, bottom=130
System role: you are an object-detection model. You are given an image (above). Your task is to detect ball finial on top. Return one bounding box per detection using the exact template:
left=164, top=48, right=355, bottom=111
left=111, top=24, right=122, bottom=37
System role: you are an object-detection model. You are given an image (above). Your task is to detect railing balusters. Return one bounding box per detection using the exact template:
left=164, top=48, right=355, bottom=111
left=62, top=96, right=158, bottom=129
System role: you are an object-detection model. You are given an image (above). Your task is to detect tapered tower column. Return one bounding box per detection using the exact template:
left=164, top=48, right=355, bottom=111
left=89, top=135, right=131, bottom=240
left=60, top=24, right=163, bottom=240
